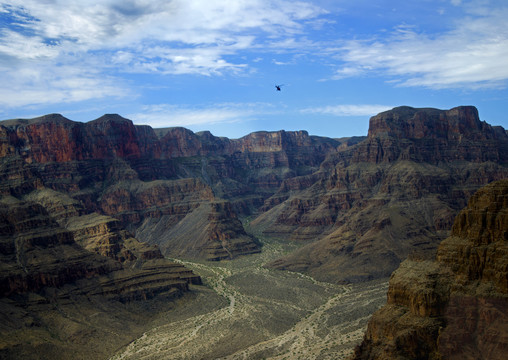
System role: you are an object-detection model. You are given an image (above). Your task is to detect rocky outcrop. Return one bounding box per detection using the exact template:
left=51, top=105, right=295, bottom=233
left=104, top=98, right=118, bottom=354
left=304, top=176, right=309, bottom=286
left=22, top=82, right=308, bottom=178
left=98, top=178, right=215, bottom=224
left=0, top=183, right=205, bottom=357
left=136, top=201, right=261, bottom=261
left=1, top=106, right=507, bottom=273
left=351, top=179, right=508, bottom=360
left=0, top=193, right=200, bottom=301
left=0, top=198, right=118, bottom=297
left=265, top=106, right=508, bottom=283
left=0, top=114, right=342, bottom=262
left=363, top=106, right=507, bottom=163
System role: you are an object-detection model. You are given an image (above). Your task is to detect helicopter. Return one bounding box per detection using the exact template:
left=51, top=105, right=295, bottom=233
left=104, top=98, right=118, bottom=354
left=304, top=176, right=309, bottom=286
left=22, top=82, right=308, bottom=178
left=275, top=84, right=284, bottom=91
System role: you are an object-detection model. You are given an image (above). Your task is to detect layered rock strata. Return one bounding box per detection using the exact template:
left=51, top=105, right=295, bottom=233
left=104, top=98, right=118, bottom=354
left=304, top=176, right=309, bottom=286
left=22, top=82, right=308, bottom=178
left=0, top=113, right=341, bottom=260
left=1, top=106, right=507, bottom=274
left=137, top=201, right=261, bottom=261
left=0, top=198, right=117, bottom=297
left=0, top=195, right=200, bottom=301
left=351, top=179, right=508, bottom=360
left=0, top=187, right=202, bottom=358
left=264, top=106, right=508, bottom=282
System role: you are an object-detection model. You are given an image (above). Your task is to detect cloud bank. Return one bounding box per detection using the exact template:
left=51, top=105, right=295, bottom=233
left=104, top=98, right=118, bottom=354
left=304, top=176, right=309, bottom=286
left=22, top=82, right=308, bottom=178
left=333, top=2, right=508, bottom=89
left=0, top=0, right=325, bottom=107
left=1, top=0, right=507, bottom=127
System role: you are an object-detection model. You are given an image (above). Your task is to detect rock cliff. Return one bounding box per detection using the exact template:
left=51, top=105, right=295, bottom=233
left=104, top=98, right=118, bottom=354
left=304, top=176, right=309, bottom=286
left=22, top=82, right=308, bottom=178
left=0, top=188, right=201, bottom=358
left=0, top=113, right=343, bottom=357
left=351, top=179, right=508, bottom=360
left=137, top=200, right=261, bottom=261
left=264, top=106, right=508, bottom=283
left=1, top=106, right=506, bottom=277
left=0, top=197, right=117, bottom=297
left=1, top=105, right=507, bottom=358
left=0, top=192, right=200, bottom=301
left=0, top=113, right=340, bottom=261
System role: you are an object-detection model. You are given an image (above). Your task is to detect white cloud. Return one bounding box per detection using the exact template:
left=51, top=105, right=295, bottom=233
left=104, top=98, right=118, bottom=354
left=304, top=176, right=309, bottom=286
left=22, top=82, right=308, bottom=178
left=330, top=66, right=370, bottom=80
left=0, top=0, right=326, bottom=107
left=1, top=1, right=325, bottom=62
left=0, top=62, right=128, bottom=107
left=301, top=104, right=393, bottom=117
left=333, top=4, right=508, bottom=89
left=0, top=29, right=59, bottom=59
left=128, top=103, right=270, bottom=128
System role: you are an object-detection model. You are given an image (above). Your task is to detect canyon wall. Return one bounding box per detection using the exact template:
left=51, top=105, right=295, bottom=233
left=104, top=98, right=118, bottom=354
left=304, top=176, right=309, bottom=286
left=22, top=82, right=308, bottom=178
left=1, top=105, right=507, bottom=357
left=0, top=113, right=339, bottom=261
left=1, top=106, right=507, bottom=278
left=263, top=106, right=508, bottom=283
left=351, top=179, right=508, bottom=360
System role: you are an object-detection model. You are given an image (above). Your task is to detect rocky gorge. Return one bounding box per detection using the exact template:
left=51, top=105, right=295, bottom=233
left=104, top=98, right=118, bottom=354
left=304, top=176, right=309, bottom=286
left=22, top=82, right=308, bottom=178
left=352, top=179, right=508, bottom=360
left=0, top=105, right=507, bottom=358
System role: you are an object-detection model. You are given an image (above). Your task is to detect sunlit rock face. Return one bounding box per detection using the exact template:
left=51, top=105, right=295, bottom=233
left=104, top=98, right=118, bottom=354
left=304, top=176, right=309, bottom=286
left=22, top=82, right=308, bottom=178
left=0, top=106, right=507, bottom=358
left=1, top=106, right=507, bottom=275
left=352, top=179, right=508, bottom=360
left=0, top=113, right=340, bottom=262
left=264, top=106, right=508, bottom=283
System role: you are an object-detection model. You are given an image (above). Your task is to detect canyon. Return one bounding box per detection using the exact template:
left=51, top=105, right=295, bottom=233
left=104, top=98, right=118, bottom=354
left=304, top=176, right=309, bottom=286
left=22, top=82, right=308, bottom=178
left=0, top=105, right=507, bottom=358
left=352, top=179, right=508, bottom=360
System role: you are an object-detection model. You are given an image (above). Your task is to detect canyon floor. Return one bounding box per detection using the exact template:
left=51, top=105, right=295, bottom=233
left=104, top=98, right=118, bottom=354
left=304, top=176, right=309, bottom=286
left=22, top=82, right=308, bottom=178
left=110, top=234, right=388, bottom=360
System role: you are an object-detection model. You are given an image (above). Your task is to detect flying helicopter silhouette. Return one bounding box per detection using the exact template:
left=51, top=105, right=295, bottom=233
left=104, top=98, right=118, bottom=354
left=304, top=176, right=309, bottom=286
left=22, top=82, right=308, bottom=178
left=275, top=84, right=284, bottom=91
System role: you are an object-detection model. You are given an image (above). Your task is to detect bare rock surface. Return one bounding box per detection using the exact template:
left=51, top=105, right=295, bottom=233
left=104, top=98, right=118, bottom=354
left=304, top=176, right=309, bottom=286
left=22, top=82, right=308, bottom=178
left=351, top=179, right=508, bottom=360
left=264, top=106, right=508, bottom=283
left=1, top=106, right=508, bottom=358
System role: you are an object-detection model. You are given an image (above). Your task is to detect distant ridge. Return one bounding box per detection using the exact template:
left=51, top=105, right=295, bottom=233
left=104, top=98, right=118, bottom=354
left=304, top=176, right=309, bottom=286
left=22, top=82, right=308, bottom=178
left=0, top=113, right=73, bottom=126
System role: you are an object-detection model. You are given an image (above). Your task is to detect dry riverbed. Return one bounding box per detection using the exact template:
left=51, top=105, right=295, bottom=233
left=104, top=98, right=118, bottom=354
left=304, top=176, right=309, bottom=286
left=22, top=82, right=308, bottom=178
left=110, top=239, right=388, bottom=360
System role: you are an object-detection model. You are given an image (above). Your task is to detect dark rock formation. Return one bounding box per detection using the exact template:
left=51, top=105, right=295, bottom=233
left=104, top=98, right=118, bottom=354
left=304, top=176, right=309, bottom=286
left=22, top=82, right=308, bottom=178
left=0, top=194, right=200, bottom=301
left=137, top=200, right=261, bottom=261
left=351, top=179, right=508, bottom=360
left=0, top=198, right=117, bottom=297
left=264, top=106, right=508, bottom=283
left=0, top=188, right=201, bottom=358
left=1, top=106, right=506, bottom=279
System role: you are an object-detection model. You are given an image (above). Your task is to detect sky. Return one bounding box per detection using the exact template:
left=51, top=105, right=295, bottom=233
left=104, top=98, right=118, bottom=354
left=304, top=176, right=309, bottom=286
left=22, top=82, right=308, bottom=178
left=1, top=0, right=507, bottom=139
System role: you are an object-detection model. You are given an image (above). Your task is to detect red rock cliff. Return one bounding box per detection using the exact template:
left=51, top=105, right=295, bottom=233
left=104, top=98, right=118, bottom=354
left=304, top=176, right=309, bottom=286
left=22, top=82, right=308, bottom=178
left=364, top=105, right=507, bottom=163
left=1, top=113, right=340, bottom=261
left=264, top=106, right=508, bottom=283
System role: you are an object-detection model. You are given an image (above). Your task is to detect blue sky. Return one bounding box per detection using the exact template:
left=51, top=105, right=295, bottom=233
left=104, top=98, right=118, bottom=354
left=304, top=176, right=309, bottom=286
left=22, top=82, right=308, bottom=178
left=1, top=0, right=507, bottom=139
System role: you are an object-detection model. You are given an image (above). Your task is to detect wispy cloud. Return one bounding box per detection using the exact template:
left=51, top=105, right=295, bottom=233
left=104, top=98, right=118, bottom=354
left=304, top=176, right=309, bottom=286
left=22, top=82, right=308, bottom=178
left=0, top=0, right=326, bottom=107
left=128, top=102, right=272, bottom=128
left=301, top=104, right=393, bottom=116
left=1, top=1, right=326, bottom=61
left=0, top=62, right=129, bottom=107
left=332, top=3, right=508, bottom=89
